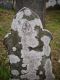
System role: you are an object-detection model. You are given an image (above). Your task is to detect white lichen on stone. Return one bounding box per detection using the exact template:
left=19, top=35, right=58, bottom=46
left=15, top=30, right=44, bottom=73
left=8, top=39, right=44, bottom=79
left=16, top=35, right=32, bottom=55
left=46, top=0, right=56, bottom=8
left=20, top=49, right=44, bottom=80
left=42, top=29, right=52, bottom=34
left=18, top=42, right=21, bottom=44
left=22, top=64, right=26, bottom=67
left=16, top=11, right=24, bottom=19
left=11, top=19, right=17, bottom=31
left=41, top=36, right=50, bottom=45
left=29, top=18, right=43, bottom=29
left=39, top=71, right=43, bottom=75
left=12, top=47, right=17, bottom=51
left=8, top=54, right=20, bottom=64
left=18, top=16, right=44, bottom=79
left=11, top=70, right=19, bottom=76
left=4, top=33, right=11, bottom=38
left=58, top=59, right=60, bottom=63
left=24, top=7, right=32, bottom=16
left=44, top=59, right=55, bottom=80
left=41, top=36, right=51, bottom=56
left=11, top=7, right=43, bottom=32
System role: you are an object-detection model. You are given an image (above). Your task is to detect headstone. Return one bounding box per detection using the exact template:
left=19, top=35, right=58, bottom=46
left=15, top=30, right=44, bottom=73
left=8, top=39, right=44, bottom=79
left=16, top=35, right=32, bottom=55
left=4, top=2, right=13, bottom=9
left=46, top=0, right=60, bottom=9
left=46, top=0, right=56, bottom=8
left=16, top=0, right=46, bottom=26
left=4, top=7, right=55, bottom=80
left=0, top=0, right=4, bottom=7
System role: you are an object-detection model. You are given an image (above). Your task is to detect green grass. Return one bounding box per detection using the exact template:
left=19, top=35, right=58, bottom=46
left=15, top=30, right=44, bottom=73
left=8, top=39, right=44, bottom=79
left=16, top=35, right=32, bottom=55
left=0, top=66, right=10, bottom=80
left=0, top=8, right=15, bottom=80
left=0, top=8, right=60, bottom=80
left=46, top=10, right=60, bottom=80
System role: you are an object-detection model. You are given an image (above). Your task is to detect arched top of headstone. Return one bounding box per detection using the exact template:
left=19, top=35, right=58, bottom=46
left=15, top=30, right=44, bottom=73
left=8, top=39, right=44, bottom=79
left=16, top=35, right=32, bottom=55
left=12, top=7, right=43, bottom=30
left=11, top=7, right=52, bottom=39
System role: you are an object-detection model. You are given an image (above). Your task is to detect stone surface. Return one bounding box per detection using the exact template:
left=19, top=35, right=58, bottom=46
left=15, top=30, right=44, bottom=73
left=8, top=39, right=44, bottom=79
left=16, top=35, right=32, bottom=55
left=58, top=59, right=60, bottom=63
left=8, top=54, right=20, bottom=64
left=46, top=0, right=60, bottom=8
left=4, top=7, right=54, bottom=80
left=11, top=70, right=19, bottom=76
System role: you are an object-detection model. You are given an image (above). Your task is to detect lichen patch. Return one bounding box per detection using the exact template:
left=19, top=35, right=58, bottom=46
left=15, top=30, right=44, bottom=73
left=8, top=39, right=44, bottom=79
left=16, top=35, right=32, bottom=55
left=44, top=59, right=55, bottom=80
left=24, top=8, right=32, bottom=16
left=11, top=70, right=19, bottom=76
left=12, top=47, right=17, bottom=51
left=8, top=54, right=20, bottom=64
left=4, top=33, right=11, bottom=38
left=58, top=59, right=60, bottom=63
left=41, top=36, right=51, bottom=57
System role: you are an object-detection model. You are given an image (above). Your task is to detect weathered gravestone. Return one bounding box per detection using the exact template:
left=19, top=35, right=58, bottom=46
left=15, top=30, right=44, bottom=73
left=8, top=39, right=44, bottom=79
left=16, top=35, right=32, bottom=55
left=4, top=7, right=55, bottom=80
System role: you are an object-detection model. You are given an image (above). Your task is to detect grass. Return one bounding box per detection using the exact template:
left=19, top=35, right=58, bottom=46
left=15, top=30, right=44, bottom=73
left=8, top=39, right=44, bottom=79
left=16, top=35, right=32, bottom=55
left=0, top=8, right=15, bottom=80
left=46, top=10, right=60, bottom=80
left=0, top=66, right=10, bottom=80
left=0, top=8, right=60, bottom=80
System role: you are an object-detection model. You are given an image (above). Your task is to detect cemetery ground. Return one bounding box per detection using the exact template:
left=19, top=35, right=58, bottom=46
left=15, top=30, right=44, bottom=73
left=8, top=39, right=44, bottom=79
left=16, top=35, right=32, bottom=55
left=0, top=8, right=60, bottom=80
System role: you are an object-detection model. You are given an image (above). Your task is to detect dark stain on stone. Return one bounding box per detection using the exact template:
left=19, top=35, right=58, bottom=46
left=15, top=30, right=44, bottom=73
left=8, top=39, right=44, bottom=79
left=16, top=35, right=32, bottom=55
left=14, top=15, right=16, bottom=19
left=36, top=65, right=46, bottom=80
